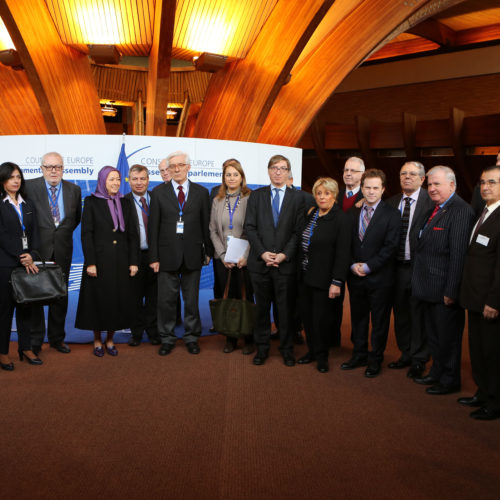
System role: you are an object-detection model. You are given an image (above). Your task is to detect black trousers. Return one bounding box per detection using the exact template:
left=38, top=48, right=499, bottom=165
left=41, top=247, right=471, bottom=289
left=348, top=281, right=392, bottom=364
left=300, top=282, right=334, bottom=361
left=250, top=269, right=295, bottom=356
left=0, top=267, right=32, bottom=354
left=157, top=267, right=201, bottom=345
left=392, top=262, right=429, bottom=364
left=421, top=300, right=464, bottom=387
left=330, top=282, right=345, bottom=346
left=468, top=310, right=500, bottom=411
left=130, top=250, right=159, bottom=342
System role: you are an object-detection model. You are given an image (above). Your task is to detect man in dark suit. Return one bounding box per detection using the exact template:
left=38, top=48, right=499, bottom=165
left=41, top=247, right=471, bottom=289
left=412, top=166, right=475, bottom=395
left=386, top=161, right=433, bottom=378
left=24, top=152, right=81, bottom=354
left=459, top=165, right=500, bottom=420
left=470, top=151, right=500, bottom=216
left=331, top=157, right=365, bottom=347
left=244, top=154, right=304, bottom=366
left=125, top=164, right=160, bottom=347
left=341, top=169, right=400, bottom=377
left=149, top=151, right=212, bottom=355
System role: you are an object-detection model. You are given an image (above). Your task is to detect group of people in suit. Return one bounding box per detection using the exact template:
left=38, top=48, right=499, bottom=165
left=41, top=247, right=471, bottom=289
left=0, top=149, right=499, bottom=421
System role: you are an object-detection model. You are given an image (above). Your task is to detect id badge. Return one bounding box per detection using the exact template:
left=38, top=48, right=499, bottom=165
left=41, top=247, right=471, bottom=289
left=176, top=221, right=184, bottom=234
left=226, top=235, right=233, bottom=245
left=22, top=236, right=28, bottom=250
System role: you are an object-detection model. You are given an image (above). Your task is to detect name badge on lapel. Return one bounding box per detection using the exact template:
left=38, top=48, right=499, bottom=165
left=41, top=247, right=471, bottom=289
left=176, top=221, right=184, bottom=234
left=22, top=236, right=28, bottom=250
left=476, top=234, right=489, bottom=246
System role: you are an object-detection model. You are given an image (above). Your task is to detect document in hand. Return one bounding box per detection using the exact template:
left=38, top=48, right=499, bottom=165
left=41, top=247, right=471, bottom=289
left=224, top=237, right=250, bottom=263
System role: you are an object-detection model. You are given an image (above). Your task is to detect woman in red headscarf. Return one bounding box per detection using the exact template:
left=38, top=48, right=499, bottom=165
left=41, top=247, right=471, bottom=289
left=75, top=166, right=139, bottom=356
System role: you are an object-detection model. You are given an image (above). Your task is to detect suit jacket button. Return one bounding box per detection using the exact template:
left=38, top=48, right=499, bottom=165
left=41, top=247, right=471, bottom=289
left=113, top=240, right=117, bottom=244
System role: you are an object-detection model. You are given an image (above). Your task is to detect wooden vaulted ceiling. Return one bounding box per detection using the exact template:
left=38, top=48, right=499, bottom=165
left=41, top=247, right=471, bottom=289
left=0, top=0, right=500, bottom=142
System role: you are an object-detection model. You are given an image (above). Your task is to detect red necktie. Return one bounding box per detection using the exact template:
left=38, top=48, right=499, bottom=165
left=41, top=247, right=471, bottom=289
left=426, top=205, right=439, bottom=224
left=177, top=185, right=185, bottom=206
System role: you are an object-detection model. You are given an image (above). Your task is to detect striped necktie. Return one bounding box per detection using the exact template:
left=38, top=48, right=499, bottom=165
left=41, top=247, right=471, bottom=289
left=359, top=206, right=373, bottom=241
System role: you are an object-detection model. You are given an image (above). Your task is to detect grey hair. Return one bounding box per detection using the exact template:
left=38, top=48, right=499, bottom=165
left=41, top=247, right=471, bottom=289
left=166, top=151, right=190, bottom=165
left=346, top=156, right=365, bottom=172
left=427, top=165, right=456, bottom=185
left=41, top=152, right=64, bottom=166
left=403, top=161, right=425, bottom=177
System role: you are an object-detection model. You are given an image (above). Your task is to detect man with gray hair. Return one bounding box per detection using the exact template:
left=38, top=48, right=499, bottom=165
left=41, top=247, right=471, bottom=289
left=149, top=151, right=212, bottom=356
left=387, top=161, right=433, bottom=378
left=411, top=166, right=475, bottom=395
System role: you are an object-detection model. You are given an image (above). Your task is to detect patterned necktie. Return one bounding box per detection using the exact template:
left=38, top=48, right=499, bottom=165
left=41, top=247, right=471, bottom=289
left=471, top=206, right=488, bottom=243
left=272, top=188, right=280, bottom=227
left=359, top=206, right=373, bottom=241
left=50, top=185, right=60, bottom=223
left=177, top=185, right=185, bottom=206
left=398, top=197, right=412, bottom=261
left=140, top=196, right=148, bottom=242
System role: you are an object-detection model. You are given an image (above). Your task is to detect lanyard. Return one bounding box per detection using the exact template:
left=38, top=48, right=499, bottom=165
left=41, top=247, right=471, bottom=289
left=307, top=209, right=320, bottom=246
left=178, top=198, right=186, bottom=218
left=46, top=184, right=62, bottom=211
left=12, top=202, right=26, bottom=233
left=226, top=195, right=240, bottom=231
left=134, top=194, right=149, bottom=216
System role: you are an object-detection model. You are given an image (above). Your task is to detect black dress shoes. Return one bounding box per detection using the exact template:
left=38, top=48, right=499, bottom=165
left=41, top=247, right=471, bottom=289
left=470, top=407, right=500, bottom=420
left=0, top=362, right=14, bottom=371
left=128, top=339, right=141, bottom=347
left=407, top=363, right=425, bottom=379
left=186, top=342, right=200, bottom=354
left=413, top=375, right=438, bottom=385
left=457, top=395, right=484, bottom=407
left=388, top=358, right=411, bottom=369
left=317, top=361, right=329, bottom=373
left=159, top=344, right=174, bottom=356
left=365, top=364, right=381, bottom=378
left=283, top=354, right=296, bottom=367
left=253, top=353, right=268, bottom=365
left=340, top=357, right=368, bottom=370
left=51, top=342, right=71, bottom=354
left=426, top=384, right=460, bottom=395
left=298, top=352, right=315, bottom=364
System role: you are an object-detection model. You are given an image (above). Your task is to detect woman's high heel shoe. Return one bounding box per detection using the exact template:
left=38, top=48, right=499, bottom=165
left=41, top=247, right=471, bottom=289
left=0, top=362, right=14, bottom=371
left=18, top=350, right=43, bottom=365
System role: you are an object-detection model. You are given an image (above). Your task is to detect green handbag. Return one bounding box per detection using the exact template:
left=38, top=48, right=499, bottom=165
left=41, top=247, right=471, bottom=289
left=209, top=269, right=256, bottom=338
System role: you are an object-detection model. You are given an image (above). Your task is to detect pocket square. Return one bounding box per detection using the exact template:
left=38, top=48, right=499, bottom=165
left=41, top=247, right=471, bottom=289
left=433, top=227, right=444, bottom=231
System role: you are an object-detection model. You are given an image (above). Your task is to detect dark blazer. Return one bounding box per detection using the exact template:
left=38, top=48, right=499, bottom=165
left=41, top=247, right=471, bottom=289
left=148, top=180, right=212, bottom=271
left=387, top=188, right=433, bottom=259
left=412, top=194, right=475, bottom=303
left=300, top=205, right=352, bottom=290
left=244, top=186, right=304, bottom=275
left=291, top=186, right=315, bottom=213
left=460, top=205, right=500, bottom=312
left=25, top=177, right=81, bottom=272
left=124, top=190, right=152, bottom=247
left=0, top=198, right=40, bottom=267
left=348, top=201, right=401, bottom=288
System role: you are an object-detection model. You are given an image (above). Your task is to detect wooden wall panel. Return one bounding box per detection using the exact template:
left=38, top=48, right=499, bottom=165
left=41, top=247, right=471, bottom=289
left=463, top=114, right=500, bottom=146
left=415, top=119, right=449, bottom=147
left=370, top=121, right=404, bottom=149
left=0, top=0, right=105, bottom=134
left=0, top=64, right=47, bottom=135
left=324, top=123, right=358, bottom=149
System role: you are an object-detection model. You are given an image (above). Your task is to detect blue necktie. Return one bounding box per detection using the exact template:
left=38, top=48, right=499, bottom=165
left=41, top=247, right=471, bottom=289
left=347, top=190, right=353, bottom=198
left=272, top=188, right=280, bottom=227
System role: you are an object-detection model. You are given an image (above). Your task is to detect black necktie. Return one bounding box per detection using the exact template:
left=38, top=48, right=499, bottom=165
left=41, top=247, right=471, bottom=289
left=398, top=197, right=411, bottom=261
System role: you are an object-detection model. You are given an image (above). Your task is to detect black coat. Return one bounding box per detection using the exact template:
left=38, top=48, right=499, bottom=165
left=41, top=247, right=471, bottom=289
left=75, top=196, right=139, bottom=331
left=299, top=205, right=352, bottom=290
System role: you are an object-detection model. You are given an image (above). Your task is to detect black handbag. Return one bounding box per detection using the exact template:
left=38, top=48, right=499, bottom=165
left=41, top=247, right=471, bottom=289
left=10, top=251, right=67, bottom=305
left=209, top=269, right=256, bottom=338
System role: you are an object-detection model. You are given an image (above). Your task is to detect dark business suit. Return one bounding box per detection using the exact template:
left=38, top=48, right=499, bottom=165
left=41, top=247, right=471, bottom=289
left=347, top=201, right=400, bottom=364
left=331, top=187, right=364, bottom=347
left=460, top=204, right=500, bottom=411
left=125, top=191, right=159, bottom=343
left=24, top=177, right=81, bottom=348
left=412, top=193, right=475, bottom=388
left=149, top=180, right=212, bottom=345
left=387, top=189, right=433, bottom=366
left=0, top=198, right=40, bottom=354
left=244, top=186, right=304, bottom=356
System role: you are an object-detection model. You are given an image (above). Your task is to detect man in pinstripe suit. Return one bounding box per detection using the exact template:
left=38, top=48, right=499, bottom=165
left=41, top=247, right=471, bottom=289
left=411, top=166, right=475, bottom=395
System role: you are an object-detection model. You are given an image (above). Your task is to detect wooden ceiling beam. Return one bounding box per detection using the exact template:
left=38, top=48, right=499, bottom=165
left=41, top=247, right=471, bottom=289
left=0, top=0, right=105, bottom=134
left=145, top=0, right=176, bottom=136
left=192, top=0, right=335, bottom=142
left=408, top=18, right=457, bottom=46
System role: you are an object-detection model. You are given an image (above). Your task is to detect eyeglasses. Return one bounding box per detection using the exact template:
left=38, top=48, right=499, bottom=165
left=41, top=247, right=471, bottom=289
left=479, top=179, right=500, bottom=186
left=269, top=166, right=289, bottom=172
left=400, top=171, right=420, bottom=177
left=167, top=163, right=188, bottom=170
left=343, top=168, right=362, bottom=174
left=42, top=165, right=63, bottom=171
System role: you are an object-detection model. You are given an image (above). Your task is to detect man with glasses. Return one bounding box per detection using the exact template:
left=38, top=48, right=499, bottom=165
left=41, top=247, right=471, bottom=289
left=459, top=165, right=500, bottom=420
left=331, top=157, right=366, bottom=347
left=149, top=151, right=212, bottom=356
left=24, top=152, right=82, bottom=354
left=386, top=162, right=433, bottom=379
left=244, top=155, right=304, bottom=366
